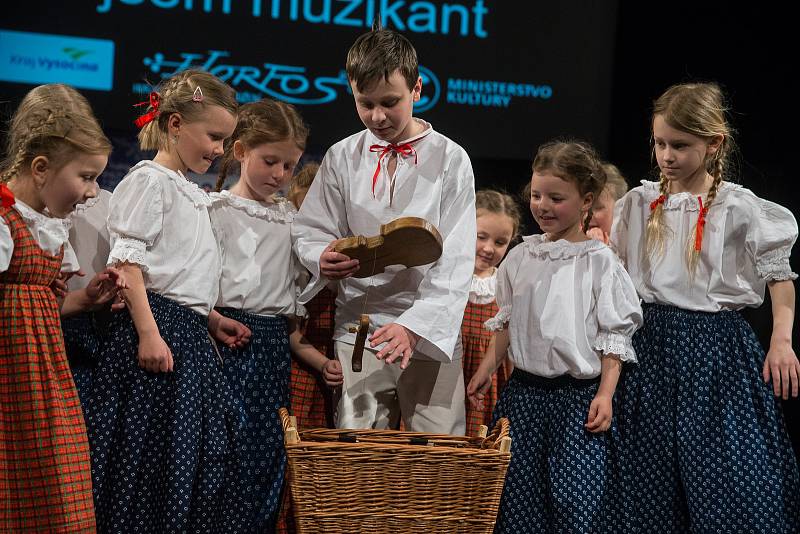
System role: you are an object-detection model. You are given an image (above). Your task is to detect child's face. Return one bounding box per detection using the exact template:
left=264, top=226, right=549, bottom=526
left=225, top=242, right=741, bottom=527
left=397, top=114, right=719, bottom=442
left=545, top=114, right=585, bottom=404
left=653, top=114, right=721, bottom=189
left=588, top=187, right=615, bottom=236
left=174, top=105, right=237, bottom=174
left=41, top=152, right=107, bottom=218
left=529, top=171, right=593, bottom=240
left=237, top=140, right=303, bottom=201
left=350, top=70, right=422, bottom=144
left=475, top=210, right=514, bottom=276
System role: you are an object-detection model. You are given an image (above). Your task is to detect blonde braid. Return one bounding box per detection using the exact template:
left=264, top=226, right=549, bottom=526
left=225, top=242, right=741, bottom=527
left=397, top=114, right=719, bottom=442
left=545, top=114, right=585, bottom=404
left=1, top=110, right=63, bottom=183
left=685, top=154, right=725, bottom=273
left=645, top=173, right=671, bottom=260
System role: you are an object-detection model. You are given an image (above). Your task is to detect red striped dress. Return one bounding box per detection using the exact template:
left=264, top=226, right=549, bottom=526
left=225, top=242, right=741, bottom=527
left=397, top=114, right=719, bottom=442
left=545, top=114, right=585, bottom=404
left=462, top=271, right=510, bottom=438
left=277, top=285, right=336, bottom=534
left=0, top=204, right=96, bottom=532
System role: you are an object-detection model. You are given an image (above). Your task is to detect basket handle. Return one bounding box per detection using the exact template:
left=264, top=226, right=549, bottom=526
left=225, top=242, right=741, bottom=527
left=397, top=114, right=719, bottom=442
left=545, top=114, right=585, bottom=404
left=483, top=417, right=511, bottom=451
left=279, top=407, right=300, bottom=444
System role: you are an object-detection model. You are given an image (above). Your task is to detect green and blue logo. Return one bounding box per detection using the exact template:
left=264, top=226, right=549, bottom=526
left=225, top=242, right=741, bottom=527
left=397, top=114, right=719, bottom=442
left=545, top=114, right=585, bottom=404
left=0, top=29, right=114, bottom=91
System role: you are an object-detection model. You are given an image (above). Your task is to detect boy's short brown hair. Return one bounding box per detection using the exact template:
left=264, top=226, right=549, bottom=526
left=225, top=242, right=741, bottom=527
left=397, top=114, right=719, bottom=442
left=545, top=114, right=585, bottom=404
left=346, top=29, right=419, bottom=92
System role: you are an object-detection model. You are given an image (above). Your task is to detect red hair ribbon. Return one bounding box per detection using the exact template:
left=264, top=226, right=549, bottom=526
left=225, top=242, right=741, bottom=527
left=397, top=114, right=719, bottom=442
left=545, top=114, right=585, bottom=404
left=0, top=183, right=14, bottom=208
left=369, top=143, right=419, bottom=197
left=133, top=92, right=161, bottom=129
left=649, top=194, right=667, bottom=211
left=694, top=196, right=709, bottom=252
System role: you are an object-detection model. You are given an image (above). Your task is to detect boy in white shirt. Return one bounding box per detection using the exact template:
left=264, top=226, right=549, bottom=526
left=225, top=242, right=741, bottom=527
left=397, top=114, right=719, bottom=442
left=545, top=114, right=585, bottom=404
left=292, top=28, right=476, bottom=434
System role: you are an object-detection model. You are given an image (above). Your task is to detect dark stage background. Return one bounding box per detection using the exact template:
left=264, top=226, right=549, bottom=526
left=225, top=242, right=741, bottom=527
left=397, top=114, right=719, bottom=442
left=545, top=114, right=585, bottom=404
left=1, top=3, right=798, bottom=451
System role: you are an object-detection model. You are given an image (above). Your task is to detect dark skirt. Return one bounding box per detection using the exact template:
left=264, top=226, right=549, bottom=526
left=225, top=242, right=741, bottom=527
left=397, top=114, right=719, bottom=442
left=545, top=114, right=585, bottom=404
left=62, top=311, right=99, bottom=407
left=616, top=304, right=800, bottom=534
left=217, top=308, right=291, bottom=534
left=84, top=292, right=240, bottom=533
left=491, top=369, right=612, bottom=534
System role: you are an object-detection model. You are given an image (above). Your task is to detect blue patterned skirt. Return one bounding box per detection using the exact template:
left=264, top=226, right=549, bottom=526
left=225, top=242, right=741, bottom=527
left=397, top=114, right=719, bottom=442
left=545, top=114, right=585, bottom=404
left=62, top=311, right=99, bottom=407
left=84, top=292, right=241, bottom=533
left=491, top=369, right=612, bottom=534
left=216, top=308, right=291, bottom=534
left=616, top=304, right=800, bottom=534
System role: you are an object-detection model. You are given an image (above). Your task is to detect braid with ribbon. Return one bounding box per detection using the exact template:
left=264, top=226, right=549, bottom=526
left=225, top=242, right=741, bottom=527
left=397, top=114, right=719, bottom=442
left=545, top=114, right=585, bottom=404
left=645, top=172, right=672, bottom=261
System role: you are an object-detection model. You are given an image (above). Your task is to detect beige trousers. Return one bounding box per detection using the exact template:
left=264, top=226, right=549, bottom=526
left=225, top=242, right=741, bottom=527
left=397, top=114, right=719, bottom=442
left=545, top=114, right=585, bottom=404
left=334, top=341, right=466, bottom=435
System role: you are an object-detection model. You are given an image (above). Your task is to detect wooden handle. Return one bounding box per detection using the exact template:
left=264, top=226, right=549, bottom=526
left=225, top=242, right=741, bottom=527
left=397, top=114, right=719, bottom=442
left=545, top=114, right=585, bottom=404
left=351, top=314, right=370, bottom=372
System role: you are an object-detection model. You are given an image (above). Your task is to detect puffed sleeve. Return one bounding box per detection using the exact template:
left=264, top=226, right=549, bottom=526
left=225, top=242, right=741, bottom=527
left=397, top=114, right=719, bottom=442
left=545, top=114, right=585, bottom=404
left=106, top=170, right=164, bottom=271
left=484, top=245, right=520, bottom=332
left=0, top=220, right=12, bottom=273
left=609, top=190, right=634, bottom=266
left=746, top=197, right=798, bottom=282
left=60, top=239, right=80, bottom=274
left=291, top=150, right=351, bottom=303
left=593, top=254, right=643, bottom=362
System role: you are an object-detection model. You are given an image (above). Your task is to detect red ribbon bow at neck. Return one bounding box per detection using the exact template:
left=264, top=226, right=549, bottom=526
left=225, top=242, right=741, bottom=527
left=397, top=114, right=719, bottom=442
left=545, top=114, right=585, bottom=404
left=0, top=183, right=15, bottom=208
left=134, top=92, right=161, bottom=129
left=369, top=142, right=419, bottom=197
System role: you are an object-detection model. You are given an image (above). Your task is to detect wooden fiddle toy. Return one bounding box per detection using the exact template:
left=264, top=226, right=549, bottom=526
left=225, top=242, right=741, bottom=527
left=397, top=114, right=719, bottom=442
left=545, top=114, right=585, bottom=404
left=338, top=217, right=442, bottom=372
left=333, top=217, right=443, bottom=278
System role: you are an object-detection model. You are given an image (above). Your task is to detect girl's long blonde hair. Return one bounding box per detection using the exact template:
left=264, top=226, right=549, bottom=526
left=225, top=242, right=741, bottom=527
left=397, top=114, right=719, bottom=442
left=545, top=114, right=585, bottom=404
left=645, top=82, right=734, bottom=274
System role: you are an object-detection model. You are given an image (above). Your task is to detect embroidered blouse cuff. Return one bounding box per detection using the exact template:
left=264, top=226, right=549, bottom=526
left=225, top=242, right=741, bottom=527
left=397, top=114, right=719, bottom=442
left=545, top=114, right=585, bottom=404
left=757, top=249, right=798, bottom=282
left=484, top=309, right=510, bottom=332
left=108, top=237, right=148, bottom=271
left=594, top=332, right=637, bottom=363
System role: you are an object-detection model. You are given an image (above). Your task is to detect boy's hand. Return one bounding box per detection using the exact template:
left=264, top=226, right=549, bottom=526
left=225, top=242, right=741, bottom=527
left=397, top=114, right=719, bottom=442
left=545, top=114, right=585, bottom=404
left=586, top=393, right=613, bottom=433
left=322, top=359, right=344, bottom=387
left=320, top=241, right=359, bottom=279
left=763, top=340, right=800, bottom=399
left=138, top=332, right=174, bottom=373
left=370, top=324, right=419, bottom=369
left=466, top=367, right=493, bottom=411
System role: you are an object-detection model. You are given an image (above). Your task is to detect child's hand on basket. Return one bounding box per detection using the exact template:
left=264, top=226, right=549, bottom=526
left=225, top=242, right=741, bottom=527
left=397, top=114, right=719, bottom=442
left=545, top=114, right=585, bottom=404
left=467, top=366, right=492, bottom=411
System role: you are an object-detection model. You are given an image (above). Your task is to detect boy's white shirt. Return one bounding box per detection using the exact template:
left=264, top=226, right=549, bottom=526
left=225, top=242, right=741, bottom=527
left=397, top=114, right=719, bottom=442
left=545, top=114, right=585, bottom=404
left=292, top=119, right=476, bottom=362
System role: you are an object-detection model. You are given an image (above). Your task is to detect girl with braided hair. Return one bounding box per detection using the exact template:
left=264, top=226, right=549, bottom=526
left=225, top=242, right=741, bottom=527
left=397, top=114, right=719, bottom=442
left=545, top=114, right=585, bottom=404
left=470, top=141, right=643, bottom=533
left=209, top=98, right=342, bottom=531
left=0, top=83, right=116, bottom=531
left=610, top=82, right=800, bottom=532
left=83, top=69, right=252, bottom=532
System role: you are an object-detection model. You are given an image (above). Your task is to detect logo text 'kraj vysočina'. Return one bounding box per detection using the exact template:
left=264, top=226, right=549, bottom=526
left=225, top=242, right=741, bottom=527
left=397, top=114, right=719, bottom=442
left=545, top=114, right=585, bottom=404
left=136, top=49, right=441, bottom=112
left=0, top=30, right=114, bottom=91
left=98, top=0, right=490, bottom=38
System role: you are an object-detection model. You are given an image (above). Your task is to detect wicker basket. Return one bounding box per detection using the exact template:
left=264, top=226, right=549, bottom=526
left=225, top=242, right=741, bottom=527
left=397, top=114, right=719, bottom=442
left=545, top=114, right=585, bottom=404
left=280, top=407, right=511, bottom=533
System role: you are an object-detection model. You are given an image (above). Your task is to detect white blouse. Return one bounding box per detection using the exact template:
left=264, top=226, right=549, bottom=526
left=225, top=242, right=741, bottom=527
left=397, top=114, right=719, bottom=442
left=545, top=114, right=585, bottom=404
left=611, top=180, right=798, bottom=312
left=210, top=190, right=300, bottom=317
left=107, top=160, right=221, bottom=316
left=67, top=188, right=112, bottom=291
left=1, top=199, right=78, bottom=273
left=486, top=235, right=643, bottom=379
left=469, top=269, right=497, bottom=305
left=292, top=119, right=476, bottom=362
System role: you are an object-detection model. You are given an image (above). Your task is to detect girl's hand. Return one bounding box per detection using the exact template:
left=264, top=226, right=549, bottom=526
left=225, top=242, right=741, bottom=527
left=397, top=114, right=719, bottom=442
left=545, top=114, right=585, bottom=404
left=586, top=393, right=613, bottom=433
left=370, top=324, right=420, bottom=369
left=586, top=227, right=610, bottom=244
left=322, top=359, right=344, bottom=387
left=51, top=270, right=81, bottom=299
left=320, top=241, right=359, bottom=279
left=138, top=333, right=174, bottom=373
left=210, top=315, right=252, bottom=349
left=763, top=340, right=800, bottom=400
left=85, top=267, right=129, bottom=306
left=466, top=367, right=492, bottom=411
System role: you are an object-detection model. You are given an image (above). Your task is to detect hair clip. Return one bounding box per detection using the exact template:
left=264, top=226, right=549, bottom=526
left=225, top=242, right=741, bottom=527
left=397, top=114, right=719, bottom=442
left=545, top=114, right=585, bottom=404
left=192, top=86, right=204, bottom=102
